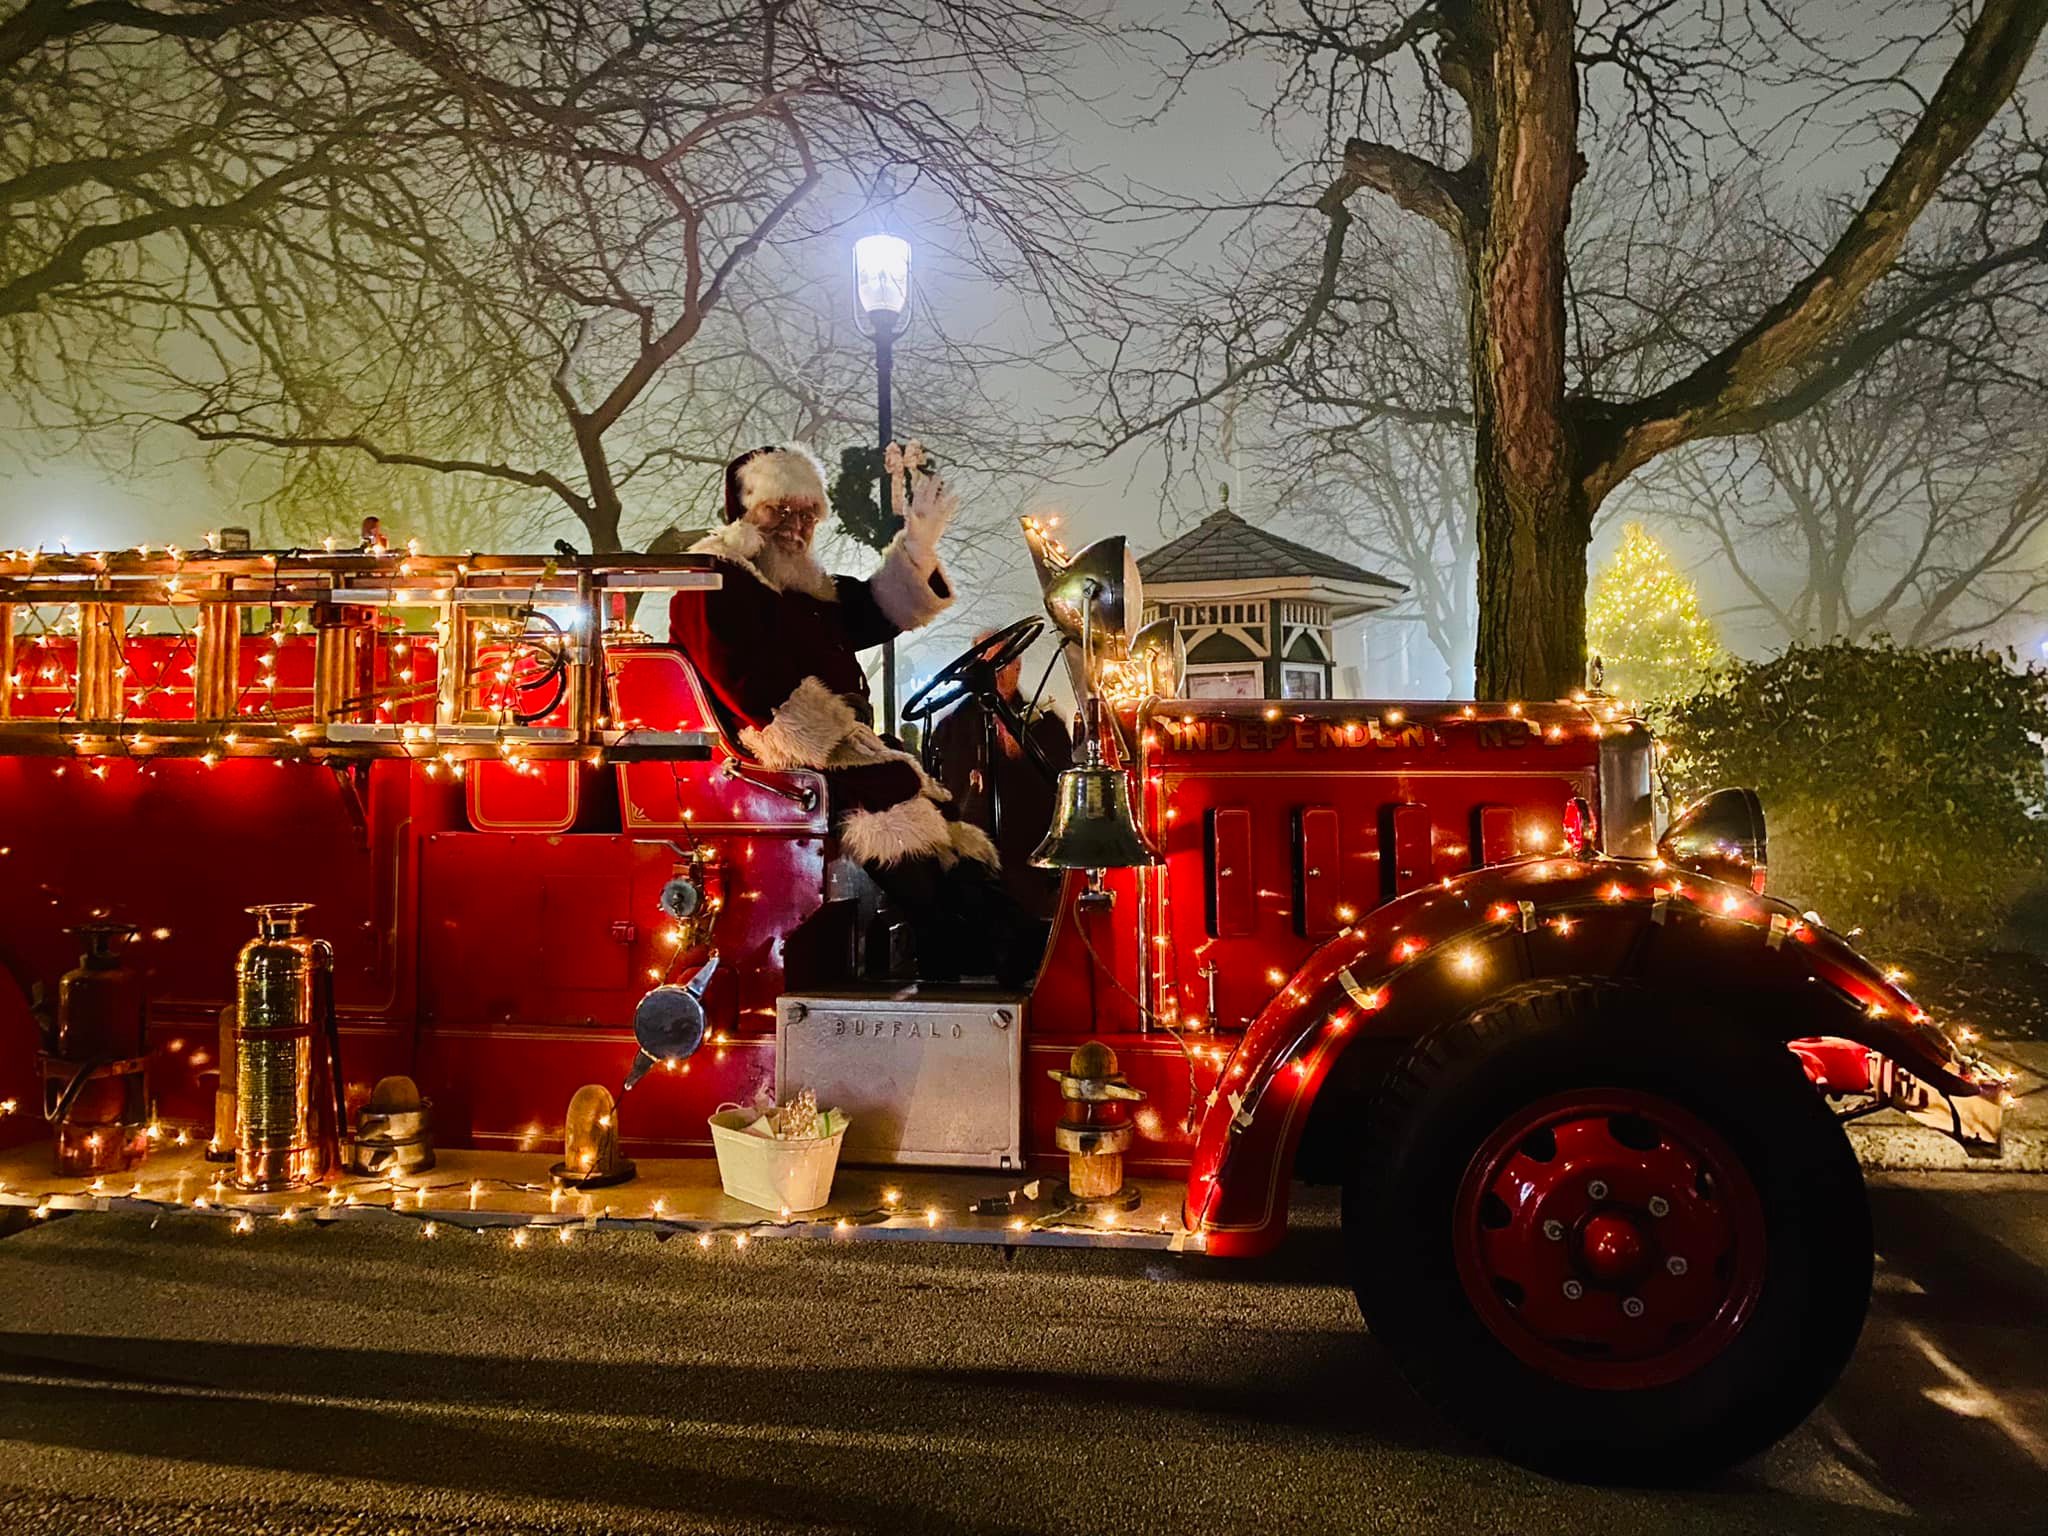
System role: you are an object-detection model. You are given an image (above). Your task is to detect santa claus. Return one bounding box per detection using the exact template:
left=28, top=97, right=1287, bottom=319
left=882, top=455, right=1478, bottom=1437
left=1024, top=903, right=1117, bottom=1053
left=669, top=442, right=1033, bottom=984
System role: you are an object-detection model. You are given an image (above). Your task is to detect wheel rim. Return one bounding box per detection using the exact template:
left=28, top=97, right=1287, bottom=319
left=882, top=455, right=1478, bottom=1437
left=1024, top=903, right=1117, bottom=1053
left=1452, top=1088, right=1768, bottom=1392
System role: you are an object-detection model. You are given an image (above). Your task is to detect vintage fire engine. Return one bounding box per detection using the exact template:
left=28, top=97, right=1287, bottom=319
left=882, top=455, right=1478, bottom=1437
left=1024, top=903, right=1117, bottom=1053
left=0, top=523, right=2010, bottom=1481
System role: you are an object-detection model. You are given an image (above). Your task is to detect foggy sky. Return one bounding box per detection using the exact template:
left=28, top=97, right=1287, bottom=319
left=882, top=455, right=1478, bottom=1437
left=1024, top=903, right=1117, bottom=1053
left=4, top=1, right=2039, bottom=693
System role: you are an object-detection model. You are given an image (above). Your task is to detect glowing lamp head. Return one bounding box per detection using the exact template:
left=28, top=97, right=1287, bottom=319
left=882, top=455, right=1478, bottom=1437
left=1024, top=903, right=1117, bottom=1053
left=553, top=1083, right=635, bottom=1187
left=853, top=233, right=912, bottom=326
left=1036, top=534, right=1144, bottom=655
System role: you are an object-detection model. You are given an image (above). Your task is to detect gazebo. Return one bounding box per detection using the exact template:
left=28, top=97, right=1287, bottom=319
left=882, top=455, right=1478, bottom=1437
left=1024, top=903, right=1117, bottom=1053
left=1137, top=499, right=1405, bottom=700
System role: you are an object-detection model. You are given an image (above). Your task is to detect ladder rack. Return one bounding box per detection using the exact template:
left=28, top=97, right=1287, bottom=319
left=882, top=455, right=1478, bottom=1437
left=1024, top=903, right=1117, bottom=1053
left=0, top=548, right=721, bottom=763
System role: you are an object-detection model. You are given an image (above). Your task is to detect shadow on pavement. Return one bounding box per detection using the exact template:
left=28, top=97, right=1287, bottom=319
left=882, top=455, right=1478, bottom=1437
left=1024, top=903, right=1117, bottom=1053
left=0, top=1185, right=2028, bottom=1533
left=1818, top=1181, right=2048, bottom=1517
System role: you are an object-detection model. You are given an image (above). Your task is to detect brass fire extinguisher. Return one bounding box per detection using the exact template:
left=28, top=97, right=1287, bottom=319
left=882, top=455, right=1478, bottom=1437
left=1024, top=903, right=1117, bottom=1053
left=233, top=903, right=344, bottom=1191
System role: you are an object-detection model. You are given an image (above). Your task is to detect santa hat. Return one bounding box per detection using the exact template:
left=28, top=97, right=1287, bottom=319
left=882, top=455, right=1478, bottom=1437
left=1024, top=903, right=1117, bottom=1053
left=722, top=443, right=830, bottom=524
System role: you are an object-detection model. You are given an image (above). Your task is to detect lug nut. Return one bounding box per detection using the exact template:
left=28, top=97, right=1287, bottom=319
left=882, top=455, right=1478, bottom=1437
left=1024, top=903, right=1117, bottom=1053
left=1563, top=1279, right=1585, bottom=1300
left=1666, top=1255, right=1688, bottom=1276
left=1622, top=1296, right=1645, bottom=1318
left=1542, top=1219, right=1565, bottom=1241
left=1587, top=1179, right=1610, bottom=1200
left=1647, top=1195, right=1670, bottom=1217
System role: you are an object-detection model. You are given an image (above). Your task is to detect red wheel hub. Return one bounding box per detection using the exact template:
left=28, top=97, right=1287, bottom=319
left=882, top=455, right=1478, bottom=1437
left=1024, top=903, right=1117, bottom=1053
left=1452, top=1089, right=1767, bottom=1391
left=1579, top=1212, right=1646, bottom=1282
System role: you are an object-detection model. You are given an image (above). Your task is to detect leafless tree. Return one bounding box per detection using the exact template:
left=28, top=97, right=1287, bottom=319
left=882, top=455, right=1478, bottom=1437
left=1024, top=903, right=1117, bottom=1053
left=2, top=1, right=1116, bottom=552
left=1656, top=338, right=2048, bottom=648
left=1281, top=418, right=1478, bottom=693
left=1096, top=0, right=2048, bottom=698
left=1232, top=225, right=1478, bottom=690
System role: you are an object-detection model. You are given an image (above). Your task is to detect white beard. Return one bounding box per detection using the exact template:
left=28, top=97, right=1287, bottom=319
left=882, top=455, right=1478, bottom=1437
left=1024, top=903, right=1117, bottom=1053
left=689, top=520, right=837, bottom=602
left=752, top=534, right=834, bottom=599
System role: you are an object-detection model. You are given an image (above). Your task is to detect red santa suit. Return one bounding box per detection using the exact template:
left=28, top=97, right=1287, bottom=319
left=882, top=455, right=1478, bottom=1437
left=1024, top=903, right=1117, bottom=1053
left=667, top=447, right=996, bottom=873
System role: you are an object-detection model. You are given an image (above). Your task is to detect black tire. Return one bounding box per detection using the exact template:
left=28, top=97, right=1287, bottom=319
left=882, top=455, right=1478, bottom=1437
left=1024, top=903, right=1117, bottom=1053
left=1346, top=979, right=1871, bottom=1483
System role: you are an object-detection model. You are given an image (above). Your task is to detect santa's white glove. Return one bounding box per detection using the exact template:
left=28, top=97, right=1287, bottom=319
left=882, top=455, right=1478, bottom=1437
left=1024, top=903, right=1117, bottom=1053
left=902, top=471, right=958, bottom=565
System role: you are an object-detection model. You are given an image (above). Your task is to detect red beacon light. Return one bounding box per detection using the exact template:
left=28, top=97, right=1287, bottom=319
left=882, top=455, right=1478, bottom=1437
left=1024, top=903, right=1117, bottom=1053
left=1561, top=795, right=1597, bottom=857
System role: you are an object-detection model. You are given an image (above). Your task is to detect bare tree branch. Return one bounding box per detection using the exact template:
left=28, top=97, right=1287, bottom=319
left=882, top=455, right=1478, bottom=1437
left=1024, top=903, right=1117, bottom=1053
left=1589, top=0, right=2048, bottom=495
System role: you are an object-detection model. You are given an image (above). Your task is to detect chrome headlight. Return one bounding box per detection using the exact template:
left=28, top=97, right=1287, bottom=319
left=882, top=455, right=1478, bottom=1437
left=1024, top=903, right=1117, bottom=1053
left=1658, top=787, right=1768, bottom=892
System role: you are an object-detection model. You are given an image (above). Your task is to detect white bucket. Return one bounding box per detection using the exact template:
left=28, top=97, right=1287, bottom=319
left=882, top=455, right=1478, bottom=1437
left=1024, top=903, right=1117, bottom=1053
left=708, top=1106, right=849, bottom=1213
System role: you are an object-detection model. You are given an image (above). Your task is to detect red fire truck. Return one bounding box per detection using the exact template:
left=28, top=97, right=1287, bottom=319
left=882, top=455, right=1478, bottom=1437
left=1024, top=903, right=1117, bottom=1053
left=0, top=527, right=2009, bottom=1480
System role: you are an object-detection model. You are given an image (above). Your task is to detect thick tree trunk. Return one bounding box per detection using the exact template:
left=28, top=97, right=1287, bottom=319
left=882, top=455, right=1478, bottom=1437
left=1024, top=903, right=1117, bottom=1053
left=583, top=496, right=623, bottom=555
left=1470, top=418, right=1592, bottom=699
left=1468, top=0, right=1585, bottom=701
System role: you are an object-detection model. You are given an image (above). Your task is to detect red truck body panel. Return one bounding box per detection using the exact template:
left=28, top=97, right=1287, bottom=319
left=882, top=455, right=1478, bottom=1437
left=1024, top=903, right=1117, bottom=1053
left=0, top=623, right=1991, bottom=1243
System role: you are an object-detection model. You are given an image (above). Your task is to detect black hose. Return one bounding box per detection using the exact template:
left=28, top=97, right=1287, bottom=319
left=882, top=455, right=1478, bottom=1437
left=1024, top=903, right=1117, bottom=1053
left=44, top=1052, right=121, bottom=1125
left=511, top=610, right=570, bottom=725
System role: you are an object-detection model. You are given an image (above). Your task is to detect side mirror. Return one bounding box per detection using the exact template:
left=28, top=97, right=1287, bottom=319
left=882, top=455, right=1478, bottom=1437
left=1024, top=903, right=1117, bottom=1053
left=1658, top=787, right=1768, bottom=893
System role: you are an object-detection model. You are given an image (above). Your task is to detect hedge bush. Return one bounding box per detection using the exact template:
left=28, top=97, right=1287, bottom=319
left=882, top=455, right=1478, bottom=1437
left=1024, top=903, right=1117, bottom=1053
left=1655, top=639, right=2048, bottom=943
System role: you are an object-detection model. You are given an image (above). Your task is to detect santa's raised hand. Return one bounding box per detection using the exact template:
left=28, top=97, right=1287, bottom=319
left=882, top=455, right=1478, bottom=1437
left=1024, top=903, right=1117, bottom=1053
left=902, top=464, right=959, bottom=563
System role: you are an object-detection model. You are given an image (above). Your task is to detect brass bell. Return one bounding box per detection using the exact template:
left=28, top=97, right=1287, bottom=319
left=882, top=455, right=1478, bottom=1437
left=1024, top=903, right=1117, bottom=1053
left=1030, top=762, right=1160, bottom=870
left=553, top=1085, right=636, bottom=1188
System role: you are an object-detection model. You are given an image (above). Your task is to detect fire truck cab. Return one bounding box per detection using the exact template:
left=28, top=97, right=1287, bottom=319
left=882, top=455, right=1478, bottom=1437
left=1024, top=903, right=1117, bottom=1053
left=0, top=527, right=2010, bottom=1481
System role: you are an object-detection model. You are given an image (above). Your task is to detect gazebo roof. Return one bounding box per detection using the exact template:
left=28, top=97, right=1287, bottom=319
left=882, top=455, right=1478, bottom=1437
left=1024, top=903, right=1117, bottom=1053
left=1138, top=508, right=1406, bottom=594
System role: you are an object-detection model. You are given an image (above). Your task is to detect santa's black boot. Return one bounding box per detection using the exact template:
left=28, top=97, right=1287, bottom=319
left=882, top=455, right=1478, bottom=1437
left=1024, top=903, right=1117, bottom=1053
left=864, top=853, right=966, bottom=984
left=940, top=859, right=1044, bottom=989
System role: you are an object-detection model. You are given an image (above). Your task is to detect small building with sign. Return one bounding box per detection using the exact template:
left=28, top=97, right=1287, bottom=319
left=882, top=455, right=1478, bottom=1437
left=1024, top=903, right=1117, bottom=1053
left=1138, top=502, right=1406, bottom=700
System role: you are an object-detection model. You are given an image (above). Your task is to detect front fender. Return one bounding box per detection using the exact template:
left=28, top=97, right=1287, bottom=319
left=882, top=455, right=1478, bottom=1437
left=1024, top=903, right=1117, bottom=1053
left=1184, top=856, right=2004, bottom=1257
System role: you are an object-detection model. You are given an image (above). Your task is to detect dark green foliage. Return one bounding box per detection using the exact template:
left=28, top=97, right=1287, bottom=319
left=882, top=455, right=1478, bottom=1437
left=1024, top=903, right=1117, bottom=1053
left=829, top=446, right=896, bottom=554
left=1658, top=639, right=2048, bottom=941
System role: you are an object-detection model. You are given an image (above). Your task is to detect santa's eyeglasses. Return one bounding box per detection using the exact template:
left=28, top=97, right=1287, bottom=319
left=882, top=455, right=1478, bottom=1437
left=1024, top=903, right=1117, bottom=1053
left=758, top=500, right=823, bottom=531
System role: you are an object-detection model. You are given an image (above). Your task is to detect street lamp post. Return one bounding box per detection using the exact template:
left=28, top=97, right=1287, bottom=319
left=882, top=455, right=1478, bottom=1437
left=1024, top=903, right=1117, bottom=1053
left=854, top=231, right=911, bottom=735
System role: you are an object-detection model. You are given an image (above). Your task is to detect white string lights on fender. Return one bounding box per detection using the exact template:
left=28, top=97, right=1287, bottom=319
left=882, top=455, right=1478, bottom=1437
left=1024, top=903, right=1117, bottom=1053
left=1213, top=871, right=2003, bottom=1152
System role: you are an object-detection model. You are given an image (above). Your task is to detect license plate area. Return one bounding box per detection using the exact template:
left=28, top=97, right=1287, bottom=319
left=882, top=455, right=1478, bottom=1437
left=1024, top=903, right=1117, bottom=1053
left=776, top=990, right=1025, bottom=1168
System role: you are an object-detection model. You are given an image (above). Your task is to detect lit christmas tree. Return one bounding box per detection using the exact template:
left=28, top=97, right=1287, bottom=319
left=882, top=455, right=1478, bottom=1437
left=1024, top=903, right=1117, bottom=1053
left=1586, top=523, right=1721, bottom=702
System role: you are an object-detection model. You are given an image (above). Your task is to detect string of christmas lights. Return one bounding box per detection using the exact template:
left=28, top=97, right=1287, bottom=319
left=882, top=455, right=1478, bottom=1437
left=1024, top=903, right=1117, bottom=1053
left=0, top=1161, right=1184, bottom=1248
left=1587, top=523, right=1721, bottom=703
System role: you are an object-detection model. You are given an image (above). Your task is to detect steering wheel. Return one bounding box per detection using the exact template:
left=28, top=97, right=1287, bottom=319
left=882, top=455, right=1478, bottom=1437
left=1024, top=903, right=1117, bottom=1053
left=901, top=616, right=1058, bottom=779
left=902, top=616, right=1043, bottom=723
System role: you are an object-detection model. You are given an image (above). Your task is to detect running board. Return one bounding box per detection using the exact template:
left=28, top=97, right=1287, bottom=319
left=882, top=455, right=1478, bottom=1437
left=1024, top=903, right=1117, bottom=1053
left=0, top=1144, right=1203, bottom=1252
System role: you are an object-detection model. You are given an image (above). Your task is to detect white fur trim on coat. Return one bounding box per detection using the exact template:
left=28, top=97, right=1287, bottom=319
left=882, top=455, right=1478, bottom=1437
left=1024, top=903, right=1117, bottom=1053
left=837, top=794, right=956, bottom=868
left=735, top=444, right=828, bottom=517
left=947, top=819, right=1000, bottom=871
left=689, top=520, right=837, bottom=603
left=741, top=675, right=857, bottom=771
left=868, top=529, right=953, bottom=631
left=738, top=673, right=949, bottom=814
left=823, top=725, right=949, bottom=800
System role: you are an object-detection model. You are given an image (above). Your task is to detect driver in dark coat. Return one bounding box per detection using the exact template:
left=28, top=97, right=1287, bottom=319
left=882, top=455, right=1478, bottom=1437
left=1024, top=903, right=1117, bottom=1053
left=932, top=631, right=1073, bottom=921
left=668, top=442, right=1033, bottom=985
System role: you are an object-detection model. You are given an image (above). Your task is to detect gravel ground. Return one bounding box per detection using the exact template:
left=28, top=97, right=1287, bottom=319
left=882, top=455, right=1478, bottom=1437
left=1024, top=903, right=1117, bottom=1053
left=0, top=1176, right=2043, bottom=1535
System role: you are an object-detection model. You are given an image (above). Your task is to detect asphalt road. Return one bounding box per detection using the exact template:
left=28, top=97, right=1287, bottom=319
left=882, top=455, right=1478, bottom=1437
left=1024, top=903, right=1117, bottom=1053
left=0, top=1174, right=2041, bottom=1536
